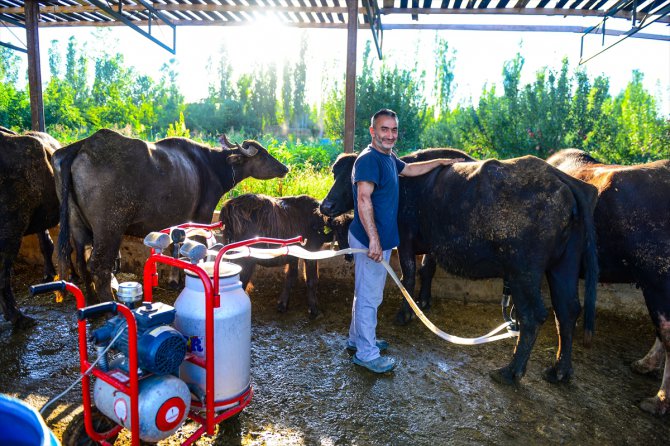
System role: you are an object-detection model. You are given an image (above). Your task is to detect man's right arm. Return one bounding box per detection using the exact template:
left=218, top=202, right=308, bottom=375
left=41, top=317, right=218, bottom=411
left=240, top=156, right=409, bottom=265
left=357, top=181, right=383, bottom=262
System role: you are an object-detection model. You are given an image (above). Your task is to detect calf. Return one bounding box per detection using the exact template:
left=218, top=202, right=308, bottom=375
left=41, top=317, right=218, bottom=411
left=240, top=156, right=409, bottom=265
left=0, top=128, right=60, bottom=328
left=219, top=194, right=352, bottom=317
left=548, top=148, right=670, bottom=415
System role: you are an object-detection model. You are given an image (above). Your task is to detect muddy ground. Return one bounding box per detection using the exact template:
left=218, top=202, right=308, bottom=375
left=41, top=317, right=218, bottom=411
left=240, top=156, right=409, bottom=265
left=1, top=259, right=668, bottom=445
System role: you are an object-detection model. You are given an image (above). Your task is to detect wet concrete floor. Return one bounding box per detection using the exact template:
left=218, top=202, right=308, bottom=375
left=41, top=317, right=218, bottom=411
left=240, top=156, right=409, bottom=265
left=1, top=259, right=668, bottom=445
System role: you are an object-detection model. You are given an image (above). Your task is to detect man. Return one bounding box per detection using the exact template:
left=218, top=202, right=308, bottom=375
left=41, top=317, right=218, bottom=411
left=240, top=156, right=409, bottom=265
left=346, top=108, right=463, bottom=373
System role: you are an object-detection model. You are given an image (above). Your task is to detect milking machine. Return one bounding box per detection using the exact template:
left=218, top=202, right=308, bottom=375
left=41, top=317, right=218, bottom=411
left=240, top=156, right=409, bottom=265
left=30, top=221, right=304, bottom=445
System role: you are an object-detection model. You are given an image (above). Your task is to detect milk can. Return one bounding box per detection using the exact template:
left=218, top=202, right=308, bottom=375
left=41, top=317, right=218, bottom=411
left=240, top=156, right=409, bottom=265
left=173, top=261, right=251, bottom=409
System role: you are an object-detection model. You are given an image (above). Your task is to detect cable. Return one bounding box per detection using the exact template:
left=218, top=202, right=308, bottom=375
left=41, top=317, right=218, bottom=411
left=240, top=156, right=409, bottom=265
left=40, top=325, right=128, bottom=416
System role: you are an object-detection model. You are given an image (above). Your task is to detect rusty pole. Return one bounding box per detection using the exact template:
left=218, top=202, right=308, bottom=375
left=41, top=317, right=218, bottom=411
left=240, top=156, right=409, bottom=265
left=343, top=0, right=358, bottom=154
left=25, top=0, right=45, bottom=132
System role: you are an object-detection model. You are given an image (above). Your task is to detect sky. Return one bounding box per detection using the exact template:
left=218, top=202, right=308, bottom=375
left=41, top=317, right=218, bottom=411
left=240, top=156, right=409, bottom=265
left=1, top=13, right=669, bottom=115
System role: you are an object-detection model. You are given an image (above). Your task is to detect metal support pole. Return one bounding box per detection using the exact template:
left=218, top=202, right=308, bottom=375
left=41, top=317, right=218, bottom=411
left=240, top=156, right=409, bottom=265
left=25, top=0, right=45, bottom=131
left=344, top=0, right=358, bottom=154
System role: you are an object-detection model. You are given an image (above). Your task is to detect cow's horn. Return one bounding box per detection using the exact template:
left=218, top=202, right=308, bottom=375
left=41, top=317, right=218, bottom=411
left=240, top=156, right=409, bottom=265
left=239, top=141, right=258, bottom=157
left=219, top=134, right=235, bottom=150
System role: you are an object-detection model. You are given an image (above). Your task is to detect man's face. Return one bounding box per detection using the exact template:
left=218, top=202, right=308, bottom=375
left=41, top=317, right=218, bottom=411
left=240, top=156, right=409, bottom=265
left=369, top=115, right=398, bottom=153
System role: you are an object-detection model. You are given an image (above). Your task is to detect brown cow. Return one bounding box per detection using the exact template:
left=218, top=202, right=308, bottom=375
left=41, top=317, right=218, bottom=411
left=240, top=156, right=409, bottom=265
left=0, top=127, right=61, bottom=328
left=547, top=148, right=670, bottom=415
left=53, top=129, right=289, bottom=303
left=219, top=193, right=352, bottom=317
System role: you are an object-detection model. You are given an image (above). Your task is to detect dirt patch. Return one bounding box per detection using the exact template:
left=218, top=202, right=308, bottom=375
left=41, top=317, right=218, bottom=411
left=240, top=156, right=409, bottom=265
left=1, top=260, right=668, bottom=445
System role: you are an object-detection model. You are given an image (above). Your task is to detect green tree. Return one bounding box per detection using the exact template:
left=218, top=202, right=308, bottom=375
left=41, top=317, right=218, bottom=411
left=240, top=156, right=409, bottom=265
left=607, top=70, right=670, bottom=162
left=280, top=63, right=293, bottom=127
left=0, top=47, right=30, bottom=128
left=434, top=37, right=456, bottom=116
left=322, top=78, right=345, bottom=141
left=421, top=37, right=458, bottom=149
left=292, top=36, right=309, bottom=130
left=251, top=63, right=278, bottom=132
left=353, top=42, right=427, bottom=152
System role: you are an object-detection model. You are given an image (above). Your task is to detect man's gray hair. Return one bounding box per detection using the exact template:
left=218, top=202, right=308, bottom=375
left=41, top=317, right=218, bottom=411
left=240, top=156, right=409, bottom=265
left=371, top=109, right=398, bottom=127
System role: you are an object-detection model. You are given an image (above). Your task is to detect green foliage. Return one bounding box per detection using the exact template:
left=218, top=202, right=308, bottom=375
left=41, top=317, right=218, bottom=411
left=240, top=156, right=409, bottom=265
left=221, top=162, right=333, bottom=207
left=167, top=112, right=191, bottom=138
left=323, top=42, right=428, bottom=152
left=355, top=42, right=427, bottom=152
left=322, top=79, right=345, bottom=141
left=418, top=49, right=668, bottom=163
left=0, top=47, right=30, bottom=129
left=434, top=36, right=456, bottom=115
left=2, top=34, right=667, bottom=173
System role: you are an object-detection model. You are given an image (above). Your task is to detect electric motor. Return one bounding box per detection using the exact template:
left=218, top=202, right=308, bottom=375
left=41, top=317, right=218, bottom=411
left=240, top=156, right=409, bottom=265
left=91, top=300, right=187, bottom=376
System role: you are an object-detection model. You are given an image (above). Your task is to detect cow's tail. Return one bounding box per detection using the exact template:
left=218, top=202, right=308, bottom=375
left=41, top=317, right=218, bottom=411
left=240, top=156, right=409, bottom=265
left=55, top=141, right=84, bottom=280
left=558, top=170, right=599, bottom=347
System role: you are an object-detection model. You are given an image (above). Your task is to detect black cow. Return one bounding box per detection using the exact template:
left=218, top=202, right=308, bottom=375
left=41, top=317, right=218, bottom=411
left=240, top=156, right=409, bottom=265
left=547, top=148, right=670, bottom=415
left=219, top=193, right=352, bottom=317
left=54, top=129, right=289, bottom=303
left=396, top=148, right=477, bottom=316
left=0, top=128, right=61, bottom=328
left=321, top=153, right=598, bottom=384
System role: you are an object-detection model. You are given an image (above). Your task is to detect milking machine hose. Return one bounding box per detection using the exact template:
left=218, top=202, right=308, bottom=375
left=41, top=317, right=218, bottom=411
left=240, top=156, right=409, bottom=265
left=38, top=326, right=127, bottom=416
left=217, top=245, right=520, bottom=345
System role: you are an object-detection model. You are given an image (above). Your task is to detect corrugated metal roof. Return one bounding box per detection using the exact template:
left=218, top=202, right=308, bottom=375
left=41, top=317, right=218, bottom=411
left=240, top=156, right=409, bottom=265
left=0, top=0, right=668, bottom=29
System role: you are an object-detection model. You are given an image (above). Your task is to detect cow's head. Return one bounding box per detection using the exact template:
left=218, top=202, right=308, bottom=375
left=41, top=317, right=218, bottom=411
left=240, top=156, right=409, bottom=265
left=325, top=212, right=354, bottom=261
left=320, top=153, right=357, bottom=218
left=221, top=134, right=289, bottom=180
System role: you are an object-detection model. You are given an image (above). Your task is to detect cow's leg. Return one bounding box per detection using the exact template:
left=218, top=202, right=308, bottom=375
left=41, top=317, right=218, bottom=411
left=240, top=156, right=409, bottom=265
left=304, top=259, right=319, bottom=318
left=88, top=232, right=123, bottom=304
left=57, top=237, right=80, bottom=283
left=395, top=247, right=417, bottom=325
left=490, top=276, right=547, bottom=384
left=37, top=230, right=56, bottom=281
left=238, top=260, right=256, bottom=291
left=639, top=315, right=670, bottom=416
left=543, top=259, right=582, bottom=384
left=417, top=254, right=437, bottom=310
left=638, top=282, right=670, bottom=416
left=631, top=337, right=664, bottom=375
left=277, top=258, right=299, bottom=313
left=0, top=239, right=34, bottom=329
left=112, top=250, right=122, bottom=275
left=69, top=225, right=95, bottom=303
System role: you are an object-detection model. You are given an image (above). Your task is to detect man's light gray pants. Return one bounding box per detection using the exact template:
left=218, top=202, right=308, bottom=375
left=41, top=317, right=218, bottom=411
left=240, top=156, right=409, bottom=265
left=348, top=231, right=392, bottom=362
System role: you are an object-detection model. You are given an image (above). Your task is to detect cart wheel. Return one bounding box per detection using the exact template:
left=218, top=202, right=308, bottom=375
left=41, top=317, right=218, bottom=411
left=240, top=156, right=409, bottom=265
left=62, top=407, right=119, bottom=446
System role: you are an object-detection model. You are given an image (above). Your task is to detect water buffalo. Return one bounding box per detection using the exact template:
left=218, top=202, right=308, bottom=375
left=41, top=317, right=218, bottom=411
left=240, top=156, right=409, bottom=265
left=396, top=148, right=477, bottom=316
left=219, top=193, right=352, bottom=317
left=320, top=153, right=598, bottom=384
left=54, top=129, right=289, bottom=303
left=0, top=128, right=61, bottom=328
left=547, top=148, right=670, bottom=415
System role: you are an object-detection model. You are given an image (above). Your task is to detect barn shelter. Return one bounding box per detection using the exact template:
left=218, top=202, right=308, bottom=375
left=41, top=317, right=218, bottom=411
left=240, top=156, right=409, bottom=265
left=1, top=1, right=669, bottom=152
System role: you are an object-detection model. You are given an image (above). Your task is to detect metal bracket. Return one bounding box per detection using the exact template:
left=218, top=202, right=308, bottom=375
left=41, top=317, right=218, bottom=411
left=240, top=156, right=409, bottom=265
left=86, top=0, right=176, bottom=55
left=363, top=0, right=383, bottom=59
left=0, top=40, right=26, bottom=53
left=579, top=0, right=670, bottom=64
left=0, top=16, right=27, bottom=53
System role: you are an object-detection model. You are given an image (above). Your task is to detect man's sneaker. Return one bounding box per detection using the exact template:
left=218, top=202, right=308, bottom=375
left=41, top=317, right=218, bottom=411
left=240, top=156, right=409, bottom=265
left=352, top=355, right=396, bottom=373
left=346, top=340, right=389, bottom=353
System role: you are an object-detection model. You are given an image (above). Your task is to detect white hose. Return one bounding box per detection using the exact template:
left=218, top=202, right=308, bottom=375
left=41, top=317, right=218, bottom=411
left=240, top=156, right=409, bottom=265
left=213, top=245, right=519, bottom=345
